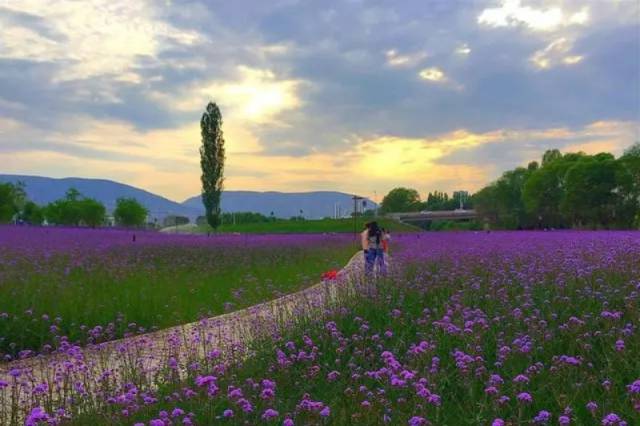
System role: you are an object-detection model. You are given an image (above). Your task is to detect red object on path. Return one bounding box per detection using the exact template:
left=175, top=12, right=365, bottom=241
left=321, top=269, right=338, bottom=281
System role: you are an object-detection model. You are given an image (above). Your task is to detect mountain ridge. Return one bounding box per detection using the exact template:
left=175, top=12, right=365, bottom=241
left=0, top=174, right=376, bottom=220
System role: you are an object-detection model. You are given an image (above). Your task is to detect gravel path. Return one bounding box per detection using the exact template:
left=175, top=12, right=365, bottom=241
left=0, top=251, right=374, bottom=424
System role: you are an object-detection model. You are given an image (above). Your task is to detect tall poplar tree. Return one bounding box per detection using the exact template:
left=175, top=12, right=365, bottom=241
left=200, top=102, right=226, bottom=229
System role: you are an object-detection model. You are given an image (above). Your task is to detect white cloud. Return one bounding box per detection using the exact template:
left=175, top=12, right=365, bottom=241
left=478, top=0, right=589, bottom=32
left=419, top=67, right=446, bottom=82
left=530, top=37, right=583, bottom=69
left=454, top=43, right=471, bottom=56
left=155, top=66, right=304, bottom=125
left=0, top=0, right=202, bottom=81
left=385, top=49, right=428, bottom=67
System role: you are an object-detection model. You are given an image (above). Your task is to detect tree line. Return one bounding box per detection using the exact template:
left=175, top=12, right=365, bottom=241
left=379, top=188, right=472, bottom=214
left=378, top=143, right=640, bottom=230
left=0, top=184, right=149, bottom=227
left=474, top=144, right=639, bottom=229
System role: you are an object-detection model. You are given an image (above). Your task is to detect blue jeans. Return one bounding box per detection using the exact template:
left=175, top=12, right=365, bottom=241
left=365, top=249, right=386, bottom=275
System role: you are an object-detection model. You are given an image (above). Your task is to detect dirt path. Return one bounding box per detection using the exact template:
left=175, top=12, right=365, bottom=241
left=0, top=252, right=376, bottom=424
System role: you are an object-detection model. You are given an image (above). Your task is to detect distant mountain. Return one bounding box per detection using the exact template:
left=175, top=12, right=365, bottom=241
left=182, top=191, right=377, bottom=219
left=0, top=174, right=377, bottom=221
left=0, top=174, right=200, bottom=221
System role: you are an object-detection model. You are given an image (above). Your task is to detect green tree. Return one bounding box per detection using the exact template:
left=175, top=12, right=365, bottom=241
left=200, top=102, right=226, bottom=229
left=43, top=188, right=106, bottom=226
left=21, top=201, right=44, bottom=225
left=522, top=152, right=586, bottom=228
left=113, top=197, right=148, bottom=227
left=561, top=155, right=620, bottom=227
left=44, top=189, right=83, bottom=225
left=474, top=167, right=533, bottom=229
left=79, top=198, right=106, bottom=228
left=617, top=143, right=640, bottom=227
left=542, top=149, right=562, bottom=166
left=380, top=187, right=422, bottom=213
left=0, top=183, right=18, bottom=223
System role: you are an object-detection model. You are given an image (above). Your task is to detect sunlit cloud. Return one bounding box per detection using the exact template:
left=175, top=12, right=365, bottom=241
left=204, top=66, right=303, bottom=124
left=454, top=43, right=471, bottom=56
left=2, top=116, right=636, bottom=199
left=0, top=0, right=636, bottom=201
left=419, top=67, right=445, bottom=82
left=385, top=49, right=427, bottom=67
left=478, top=0, right=589, bottom=32
left=530, top=38, right=583, bottom=69
left=157, top=66, right=304, bottom=125
left=0, top=0, right=201, bottom=81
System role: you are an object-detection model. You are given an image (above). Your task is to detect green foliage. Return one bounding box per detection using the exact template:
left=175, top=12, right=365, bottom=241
left=79, top=198, right=107, bottom=228
left=0, top=239, right=354, bottom=356
left=423, top=190, right=471, bottom=211
left=21, top=201, right=44, bottom=225
left=475, top=148, right=640, bottom=229
left=44, top=188, right=106, bottom=226
left=222, top=211, right=273, bottom=225
left=428, top=220, right=481, bottom=231
left=474, top=167, right=534, bottom=229
left=0, top=182, right=18, bottom=223
left=200, top=102, right=226, bottom=229
left=561, top=156, right=620, bottom=227
left=185, top=217, right=418, bottom=234
left=379, top=187, right=422, bottom=213
left=114, top=197, right=148, bottom=227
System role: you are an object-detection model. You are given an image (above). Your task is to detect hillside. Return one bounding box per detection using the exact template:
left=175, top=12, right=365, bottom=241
left=182, top=191, right=376, bottom=219
left=0, top=174, right=377, bottom=221
left=0, top=174, right=198, bottom=220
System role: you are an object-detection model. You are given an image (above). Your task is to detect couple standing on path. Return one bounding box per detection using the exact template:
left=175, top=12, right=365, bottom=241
left=361, top=221, right=390, bottom=275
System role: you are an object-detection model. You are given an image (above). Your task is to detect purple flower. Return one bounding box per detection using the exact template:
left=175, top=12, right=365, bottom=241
left=327, top=370, right=340, bottom=381
left=283, top=419, right=294, bottom=426
left=492, top=419, right=505, bottom=426
left=534, top=410, right=552, bottom=423
left=223, top=409, right=234, bottom=418
left=25, top=407, right=49, bottom=426
left=517, top=392, right=533, bottom=404
left=558, top=415, right=571, bottom=425
left=262, top=408, right=279, bottom=420
left=587, top=401, right=598, bottom=413
left=408, top=416, right=427, bottom=426
left=602, top=413, right=623, bottom=425
left=171, top=408, right=185, bottom=418
left=149, top=420, right=164, bottom=426
left=627, top=379, right=640, bottom=394
left=319, top=406, right=330, bottom=417
left=195, top=375, right=216, bottom=387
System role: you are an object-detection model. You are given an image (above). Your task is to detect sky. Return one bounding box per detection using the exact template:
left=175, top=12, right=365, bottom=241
left=0, top=0, right=639, bottom=202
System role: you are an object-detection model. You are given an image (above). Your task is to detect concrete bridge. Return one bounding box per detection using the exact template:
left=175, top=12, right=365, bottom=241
left=388, top=209, right=478, bottom=223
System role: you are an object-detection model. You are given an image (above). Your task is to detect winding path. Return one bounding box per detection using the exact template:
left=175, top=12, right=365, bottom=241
left=0, top=252, right=376, bottom=424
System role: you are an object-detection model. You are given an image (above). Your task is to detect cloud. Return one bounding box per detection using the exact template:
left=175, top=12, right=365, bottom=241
left=0, top=0, right=638, bottom=199
left=385, top=49, right=428, bottom=67
left=530, top=38, right=583, bottom=69
left=0, top=1, right=201, bottom=81
left=477, top=0, right=589, bottom=32
left=419, top=67, right=446, bottom=82
left=436, top=120, right=638, bottom=178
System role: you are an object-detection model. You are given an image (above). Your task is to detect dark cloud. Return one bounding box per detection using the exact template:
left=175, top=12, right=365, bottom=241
left=0, top=0, right=638, bottom=164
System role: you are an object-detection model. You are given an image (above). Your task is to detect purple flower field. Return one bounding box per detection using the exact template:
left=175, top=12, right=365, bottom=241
left=1, top=228, right=639, bottom=425
left=0, top=226, right=354, bottom=359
